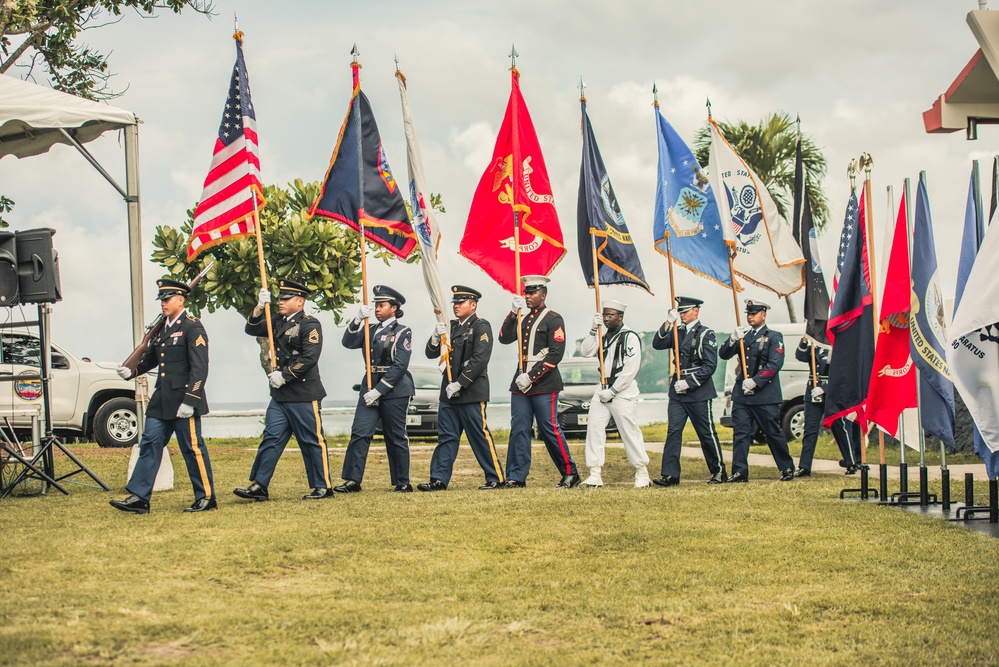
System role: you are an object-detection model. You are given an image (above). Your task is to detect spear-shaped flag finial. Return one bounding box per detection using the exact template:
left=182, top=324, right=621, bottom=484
left=706, top=97, right=712, bottom=119
left=653, top=83, right=659, bottom=107
left=351, top=43, right=360, bottom=65
left=509, top=44, right=519, bottom=69
left=394, top=53, right=400, bottom=73
left=233, top=12, right=243, bottom=44
left=578, top=76, right=586, bottom=101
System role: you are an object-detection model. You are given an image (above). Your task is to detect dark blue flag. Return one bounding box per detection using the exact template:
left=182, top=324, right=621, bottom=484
left=577, top=99, right=651, bottom=292
left=910, top=176, right=956, bottom=450
left=792, top=134, right=830, bottom=345
left=823, top=187, right=874, bottom=430
left=308, top=86, right=416, bottom=259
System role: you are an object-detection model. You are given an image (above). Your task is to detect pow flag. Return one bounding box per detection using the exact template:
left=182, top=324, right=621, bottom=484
left=577, top=99, right=650, bottom=293
left=308, top=81, right=416, bottom=259
left=460, top=69, right=566, bottom=294
left=652, top=106, right=731, bottom=289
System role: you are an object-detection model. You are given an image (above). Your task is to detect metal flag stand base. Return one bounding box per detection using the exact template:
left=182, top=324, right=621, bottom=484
left=838, top=465, right=880, bottom=501
left=888, top=465, right=938, bottom=506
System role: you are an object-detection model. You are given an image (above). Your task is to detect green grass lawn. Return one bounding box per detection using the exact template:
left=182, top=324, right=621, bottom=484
left=1, top=439, right=998, bottom=666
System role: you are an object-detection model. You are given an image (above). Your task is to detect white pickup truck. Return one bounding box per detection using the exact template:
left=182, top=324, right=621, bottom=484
left=0, top=330, right=138, bottom=447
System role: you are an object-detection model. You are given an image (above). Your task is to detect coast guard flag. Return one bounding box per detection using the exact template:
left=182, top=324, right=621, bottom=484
left=187, top=36, right=264, bottom=260
left=823, top=188, right=874, bottom=430
left=910, top=177, right=956, bottom=450
left=707, top=120, right=804, bottom=297
left=396, top=69, right=449, bottom=336
left=578, top=99, right=651, bottom=293
left=308, top=71, right=416, bottom=259
left=792, top=134, right=830, bottom=345
left=865, top=192, right=916, bottom=437
left=460, top=70, right=566, bottom=294
left=652, top=107, right=731, bottom=288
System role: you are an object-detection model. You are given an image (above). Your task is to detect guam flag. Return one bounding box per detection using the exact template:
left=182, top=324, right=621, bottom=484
left=460, top=69, right=566, bottom=294
left=307, top=68, right=416, bottom=259
left=578, top=98, right=651, bottom=293
left=910, top=175, right=956, bottom=450
left=652, top=105, right=732, bottom=288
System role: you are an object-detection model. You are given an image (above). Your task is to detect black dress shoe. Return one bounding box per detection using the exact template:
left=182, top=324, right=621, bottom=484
left=502, top=479, right=526, bottom=488
left=183, top=497, right=218, bottom=512
left=793, top=468, right=811, bottom=478
left=417, top=479, right=447, bottom=492
left=109, top=494, right=150, bottom=514
left=555, top=472, right=581, bottom=489
left=233, top=482, right=269, bottom=501
left=779, top=468, right=796, bottom=482
left=652, top=475, right=680, bottom=487
left=392, top=484, right=414, bottom=493
left=302, top=488, right=336, bottom=500
left=707, top=471, right=727, bottom=485
left=478, top=481, right=501, bottom=490
left=726, top=472, right=748, bottom=483
left=845, top=464, right=860, bottom=475
left=333, top=480, right=362, bottom=493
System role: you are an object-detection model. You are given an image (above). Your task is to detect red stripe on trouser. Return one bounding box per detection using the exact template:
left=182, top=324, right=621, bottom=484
left=550, top=393, right=572, bottom=475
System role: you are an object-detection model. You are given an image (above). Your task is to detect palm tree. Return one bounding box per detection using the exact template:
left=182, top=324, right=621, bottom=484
left=692, top=112, right=830, bottom=320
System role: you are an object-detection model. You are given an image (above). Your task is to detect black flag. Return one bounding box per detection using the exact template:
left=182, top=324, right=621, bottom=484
left=793, top=132, right=830, bottom=345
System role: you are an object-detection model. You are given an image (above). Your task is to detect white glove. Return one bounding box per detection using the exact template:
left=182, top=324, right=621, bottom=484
left=511, top=296, right=527, bottom=313
left=363, top=389, right=382, bottom=406
left=257, top=288, right=271, bottom=307
left=268, top=370, right=286, bottom=388
left=732, top=326, right=749, bottom=341
left=356, top=303, right=374, bottom=322
left=674, top=379, right=690, bottom=394
left=742, top=378, right=757, bottom=394
left=432, top=321, right=448, bottom=345
left=445, top=381, right=462, bottom=399
left=811, top=386, right=825, bottom=399
left=590, top=314, right=603, bottom=335
left=597, top=388, right=615, bottom=403
left=116, top=366, right=132, bottom=380
left=176, top=403, right=195, bottom=419
left=515, top=373, right=532, bottom=391
left=664, top=309, right=680, bottom=325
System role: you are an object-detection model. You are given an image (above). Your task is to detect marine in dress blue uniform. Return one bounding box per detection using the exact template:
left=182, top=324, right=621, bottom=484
left=418, top=286, right=505, bottom=491
left=651, top=296, right=726, bottom=486
left=793, top=337, right=863, bottom=477
left=338, top=285, right=414, bottom=493
left=234, top=279, right=332, bottom=501
left=109, top=278, right=215, bottom=514
left=717, top=300, right=796, bottom=482
left=498, top=275, right=579, bottom=488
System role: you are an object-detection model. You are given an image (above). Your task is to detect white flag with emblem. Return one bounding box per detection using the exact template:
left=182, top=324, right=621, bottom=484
left=707, top=120, right=804, bottom=297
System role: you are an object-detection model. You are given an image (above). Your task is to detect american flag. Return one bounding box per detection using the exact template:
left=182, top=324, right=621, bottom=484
left=833, top=187, right=861, bottom=292
left=186, top=36, right=264, bottom=260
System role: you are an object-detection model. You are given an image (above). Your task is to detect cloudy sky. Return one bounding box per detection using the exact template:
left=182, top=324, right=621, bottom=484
left=1, top=0, right=995, bottom=404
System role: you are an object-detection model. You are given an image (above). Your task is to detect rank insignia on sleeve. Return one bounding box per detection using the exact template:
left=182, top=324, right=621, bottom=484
left=403, top=338, right=412, bottom=351
left=195, top=335, right=206, bottom=347
left=308, top=329, right=319, bottom=344
left=553, top=326, right=565, bottom=342
left=479, top=332, right=489, bottom=342
left=625, top=346, right=635, bottom=357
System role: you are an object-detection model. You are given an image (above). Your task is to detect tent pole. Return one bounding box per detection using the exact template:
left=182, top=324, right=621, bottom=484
left=123, top=123, right=147, bottom=427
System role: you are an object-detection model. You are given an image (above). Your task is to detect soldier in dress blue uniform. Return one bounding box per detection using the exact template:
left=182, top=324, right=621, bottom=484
left=651, top=296, right=727, bottom=486
left=338, top=285, right=414, bottom=493
left=498, top=275, right=580, bottom=488
left=418, top=285, right=505, bottom=491
left=233, top=279, right=332, bottom=501
left=718, top=300, right=796, bottom=482
left=793, top=337, right=863, bottom=477
left=110, top=278, right=215, bottom=514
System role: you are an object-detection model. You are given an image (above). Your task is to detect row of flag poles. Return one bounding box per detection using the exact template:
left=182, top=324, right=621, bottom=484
left=182, top=34, right=999, bottom=482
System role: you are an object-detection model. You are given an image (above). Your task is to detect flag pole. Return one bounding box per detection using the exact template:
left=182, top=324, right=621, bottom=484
left=708, top=99, right=749, bottom=378
left=581, top=81, right=607, bottom=387
left=860, top=153, right=880, bottom=477
left=351, top=45, right=373, bottom=391
left=510, top=46, right=525, bottom=373
left=888, top=184, right=906, bottom=480
left=921, top=170, right=949, bottom=493
left=904, top=176, right=929, bottom=505
left=655, top=86, right=681, bottom=381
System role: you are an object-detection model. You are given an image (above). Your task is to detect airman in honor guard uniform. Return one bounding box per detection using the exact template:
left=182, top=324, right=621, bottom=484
left=338, top=285, right=414, bottom=493
left=110, top=278, right=215, bottom=514
left=579, top=299, right=651, bottom=488
left=233, top=279, right=332, bottom=501
left=793, top=337, right=863, bottom=477
left=418, top=285, right=505, bottom=491
left=498, top=275, right=580, bottom=488
left=718, top=300, right=796, bottom=482
left=652, top=296, right=726, bottom=486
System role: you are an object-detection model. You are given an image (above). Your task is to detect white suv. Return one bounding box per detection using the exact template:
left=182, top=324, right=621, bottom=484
left=0, top=331, right=139, bottom=447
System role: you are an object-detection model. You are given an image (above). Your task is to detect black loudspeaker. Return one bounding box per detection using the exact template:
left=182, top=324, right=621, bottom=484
left=15, top=228, right=61, bottom=305
left=0, top=231, right=18, bottom=306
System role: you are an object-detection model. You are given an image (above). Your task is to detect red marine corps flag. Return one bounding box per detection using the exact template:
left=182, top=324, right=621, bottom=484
left=460, top=63, right=566, bottom=293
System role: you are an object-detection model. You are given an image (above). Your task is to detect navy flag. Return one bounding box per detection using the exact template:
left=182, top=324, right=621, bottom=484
left=792, top=133, right=830, bottom=345
left=577, top=99, right=651, bottom=292
left=910, top=175, right=956, bottom=450
left=308, top=86, right=416, bottom=259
